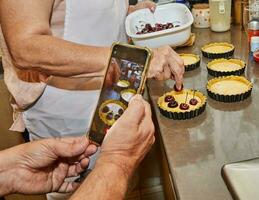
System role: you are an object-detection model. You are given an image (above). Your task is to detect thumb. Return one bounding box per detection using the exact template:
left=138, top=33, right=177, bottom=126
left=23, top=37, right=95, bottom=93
left=52, top=137, right=88, bottom=158
left=119, top=94, right=145, bottom=125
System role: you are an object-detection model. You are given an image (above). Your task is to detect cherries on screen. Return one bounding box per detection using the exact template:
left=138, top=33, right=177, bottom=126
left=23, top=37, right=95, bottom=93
left=102, top=106, right=109, bottom=113
left=136, top=22, right=177, bottom=35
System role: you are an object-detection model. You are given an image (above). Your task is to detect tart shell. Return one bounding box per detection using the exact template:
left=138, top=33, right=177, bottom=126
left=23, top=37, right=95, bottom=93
left=207, top=76, right=253, bottom=103
left=120, top=89, right=136, bottom=105
left=99, top=100, right=127, bottom=126
left=202, top=42, right=235, bottom=59
left=158, top=90, right=207, bottom=120
left=180, top=53, right=201, bottom=72
left=207, top=58, right=246, bottom=77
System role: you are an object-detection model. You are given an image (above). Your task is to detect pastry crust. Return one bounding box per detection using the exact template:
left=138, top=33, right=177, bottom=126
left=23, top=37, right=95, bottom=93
left=207, top=76, right=253, bottom=102
left=158, top=89, right=207, bottom=120
left=180, top=53, right=201, bottom=71
left=207, top=58, right=246, bottom=77
left=202, top=42, right=235, bottom=59
left=120, top=89, right=136, bottom=104
left=99, top=100, right=127, bottom=126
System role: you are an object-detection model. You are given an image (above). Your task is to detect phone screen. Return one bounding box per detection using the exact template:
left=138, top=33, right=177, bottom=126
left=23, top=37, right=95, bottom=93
left=88, top=44, right=150, bottom=145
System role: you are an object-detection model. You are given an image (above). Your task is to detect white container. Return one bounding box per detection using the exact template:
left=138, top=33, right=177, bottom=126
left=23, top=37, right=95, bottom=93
left=125, top=3, right=194, bottom=48
left=209, top=0, right=232, bottom=32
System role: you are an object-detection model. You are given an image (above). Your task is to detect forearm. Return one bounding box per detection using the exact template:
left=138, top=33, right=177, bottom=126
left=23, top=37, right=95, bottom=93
left=10, top=35, right=110, bottom=77
left=70, top=155, right=134, bottom=200
left=0, top=149, right=15, bottom=197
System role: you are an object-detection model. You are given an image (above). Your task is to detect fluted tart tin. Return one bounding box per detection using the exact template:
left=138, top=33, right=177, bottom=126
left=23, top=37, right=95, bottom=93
left=207, top=76, right=253, bottom=103
left=158, top=89, right=207, bottom=120
left=207, top=58, right=246, bottom=77
left=180, top=53, right=201, bottom=72
left=202, top=42, right=235, bottom=59
left=99, top=100, right=127, bottom=126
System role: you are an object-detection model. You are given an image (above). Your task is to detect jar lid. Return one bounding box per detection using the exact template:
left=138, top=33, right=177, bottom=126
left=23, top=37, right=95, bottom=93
left=193, top=3, right=209, bottom=9
left=248, top=20, right=259, bottom=30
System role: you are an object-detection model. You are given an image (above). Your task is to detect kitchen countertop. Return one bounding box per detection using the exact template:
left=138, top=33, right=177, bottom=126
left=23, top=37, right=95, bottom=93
left=147, top=26, right=259, bottom=200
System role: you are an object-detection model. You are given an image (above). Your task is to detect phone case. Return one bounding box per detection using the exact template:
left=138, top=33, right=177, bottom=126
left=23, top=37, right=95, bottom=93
left=87, top=43, right=152, bottom=146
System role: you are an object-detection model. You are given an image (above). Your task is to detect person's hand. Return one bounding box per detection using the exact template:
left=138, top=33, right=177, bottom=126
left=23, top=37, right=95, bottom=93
left=148, top=46, right=185, bottom=90
left=128, top=0, right=156, bottom=14
left=0, top=137, right=97, bottom=196
left=98, top=94, right=155, bottom=176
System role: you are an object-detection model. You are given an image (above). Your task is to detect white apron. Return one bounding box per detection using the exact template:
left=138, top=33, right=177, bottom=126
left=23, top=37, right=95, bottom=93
left=23, top=0, right=128, bottom=141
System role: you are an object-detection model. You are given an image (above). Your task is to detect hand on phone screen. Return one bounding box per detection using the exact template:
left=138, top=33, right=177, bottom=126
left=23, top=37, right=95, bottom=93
left=104, top=58, right=121, bottom=88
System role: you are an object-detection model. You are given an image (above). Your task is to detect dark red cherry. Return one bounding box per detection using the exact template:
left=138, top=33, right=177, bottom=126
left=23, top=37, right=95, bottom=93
left=118, top=108, right=124, bottom=115
left=166, top=23, right=174, bottom=29
left=189, top=98, right=198, bottom=106
left=168, top=101, right=178, bottom=108
left=179, top=103, right=189, bottom=110
left=106, top=112, right=113, bottom=120
left=102, top=106, right=109, bottom=113
left=165, top=95, right=175, bottom=102
left=174, top=84, right=184, bottom=92
left=145, top=23, right=153, bottom=31
left=162, top=24, right=167, bottom=30
left=114, top=114, right=121, bottom=120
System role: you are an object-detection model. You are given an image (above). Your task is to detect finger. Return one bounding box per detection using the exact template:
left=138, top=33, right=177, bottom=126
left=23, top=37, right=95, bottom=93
left=169, top=48, right=185, bottom=66
left=58, top=181, right=80, bottom=193
left=114, top=60, right=120, bottom=83
left=119, top=94, right=145, bottom=125
left=144, top=1, right=156, bottom=12
left=139, top=101, right=154, bottom=134
left=53, top=136, right=90, bottom=158
left=66, top=158, right=89, bottom=177
left=168, top=57, right=184, bottom=90
left=84, top=144, right=98, bottom=157
left=163, top=65, right=172, bottom=80
left=155, top=72, right=164, bottom=81
left=75, top=144, right=98, bottom=161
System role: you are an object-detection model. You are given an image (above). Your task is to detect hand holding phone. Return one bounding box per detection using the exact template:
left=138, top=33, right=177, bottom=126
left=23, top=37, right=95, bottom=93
left=87, top=43, right=152, bottom=145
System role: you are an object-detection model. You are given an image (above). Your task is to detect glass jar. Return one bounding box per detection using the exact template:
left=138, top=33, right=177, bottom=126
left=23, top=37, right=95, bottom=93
left=209, top=0, right=232, bottom=32
left=248, top=20, right=259, bottom=45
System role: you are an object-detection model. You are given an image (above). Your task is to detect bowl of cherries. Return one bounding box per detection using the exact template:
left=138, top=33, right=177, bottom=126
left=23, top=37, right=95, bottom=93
left=125, top=3, right=194, bottom=48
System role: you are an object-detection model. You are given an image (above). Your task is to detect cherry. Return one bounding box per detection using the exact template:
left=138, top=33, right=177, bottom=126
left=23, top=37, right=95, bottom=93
left=189, top=98, right=198, bottom=106
left=136, top=22, right=178, bottom=35
left=166, top=23, right=174, bottom=29
left=118, top=108, right=124, bottom=115
left=114, top=114, right=121, bottom=120
left=179, top=103, right=189, bottom=110
left=145, top=23, right=153, bottom=31
left=168, top=101, right=178, bottom=108
left=174, top=84, right=184, bottom=92
left=106, top=112, right=113, bottom=120
left=165, top=95, right=175, bottom=102
left=102, top=106, right=109, bottom=113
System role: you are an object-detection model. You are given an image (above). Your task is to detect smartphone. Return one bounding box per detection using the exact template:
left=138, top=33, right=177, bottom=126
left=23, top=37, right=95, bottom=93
left=87, top=43, right=152, bottom=146
left=222, top=157, right=259, bottom=200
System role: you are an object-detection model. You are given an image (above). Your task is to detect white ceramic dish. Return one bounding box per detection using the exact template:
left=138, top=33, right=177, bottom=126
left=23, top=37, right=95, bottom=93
left=125, top=3, right=194, bottom=48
